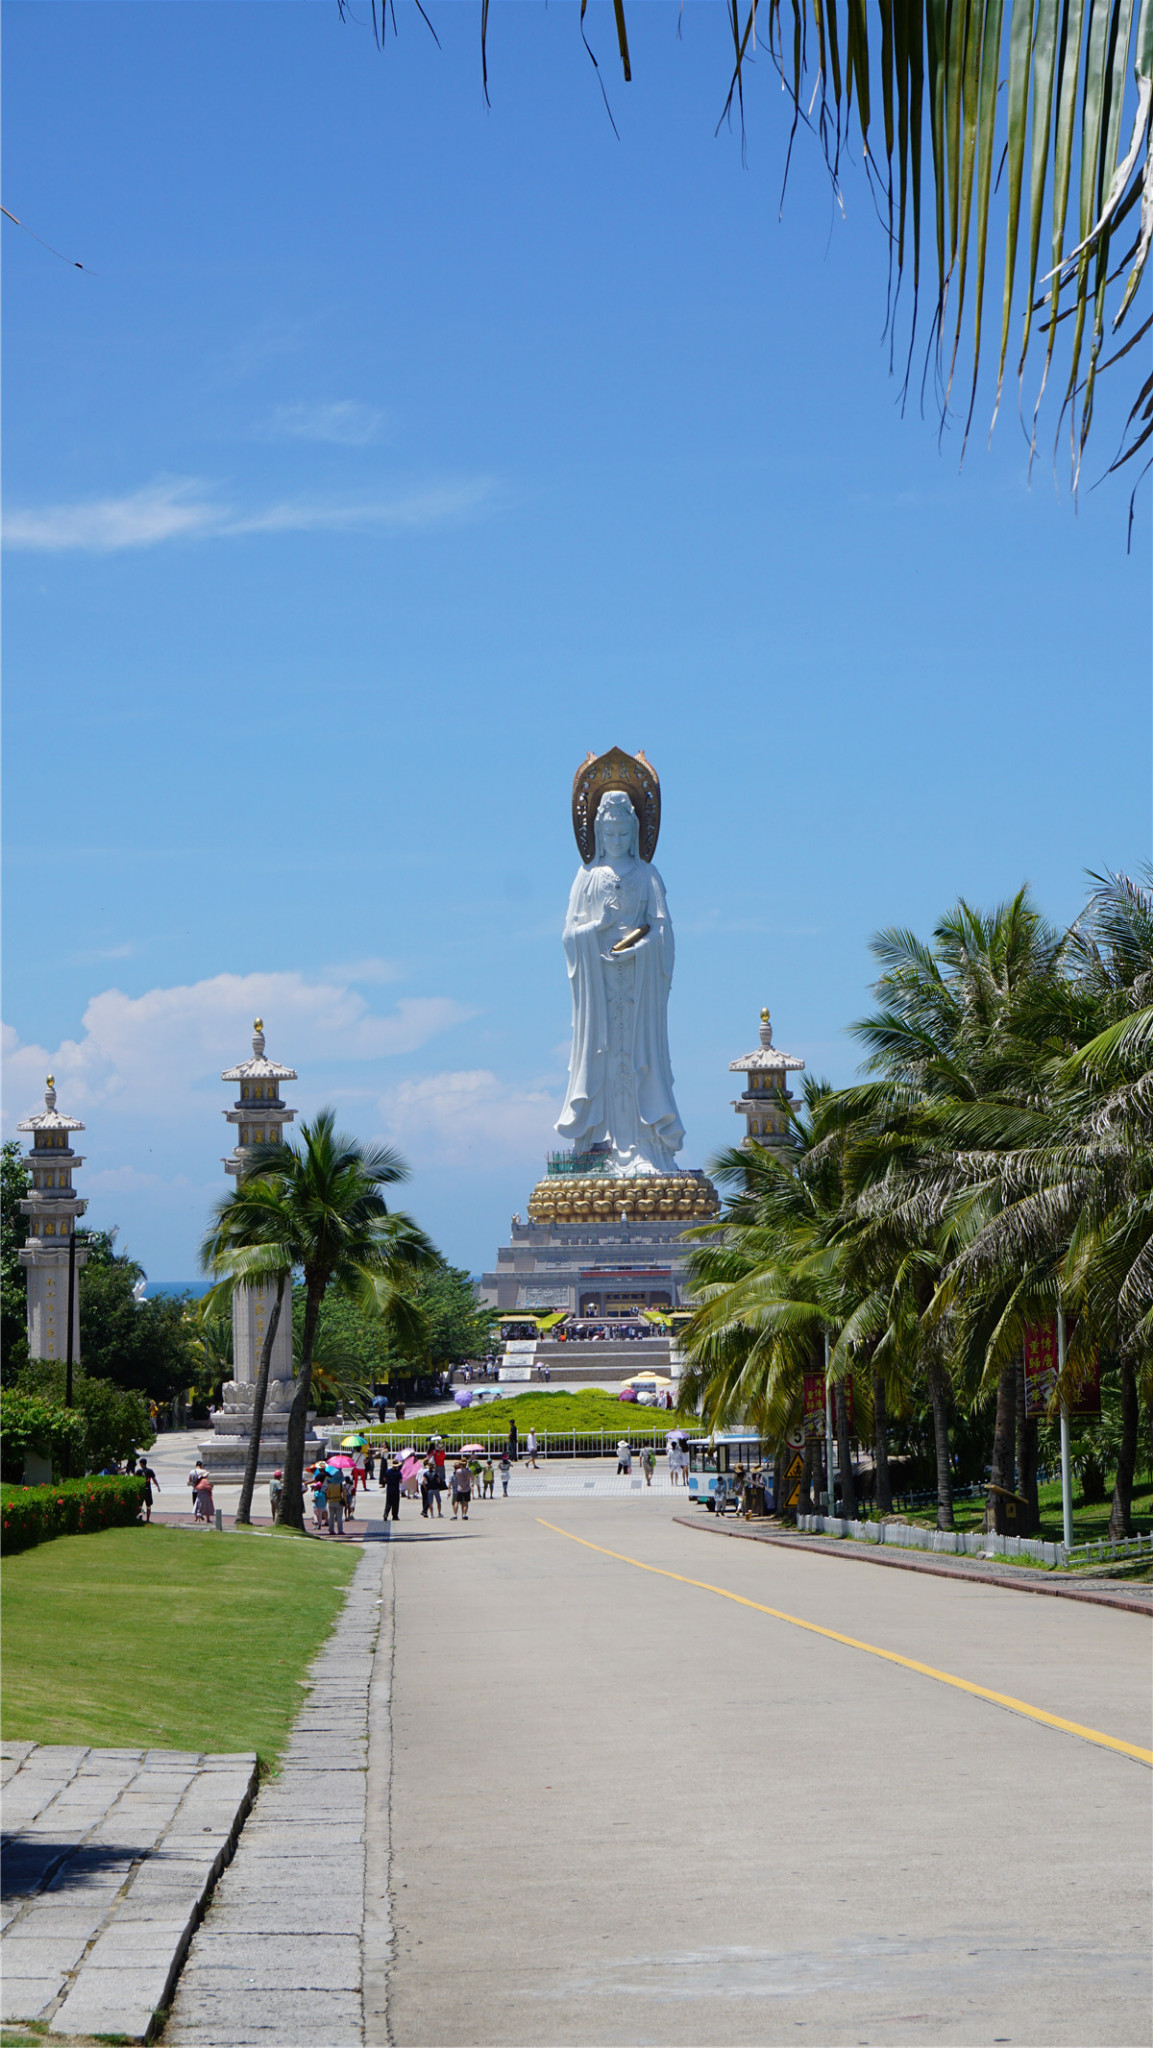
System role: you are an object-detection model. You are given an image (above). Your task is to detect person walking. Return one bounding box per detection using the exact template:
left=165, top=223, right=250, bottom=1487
left=136, top=1459, right=161, bottom=1522
left=641, top=1446, right=655, bottom=1488
left=482, top=1459, right=495, bottom=1499
left=311, top=1463, right=330, bottom=1531
left=383, top=1456, right=402, bottom=1521
left=525, top=1429, right=539, bottom=1470
left=616, top=1439, right=632, bottom=1476
left=325, top=1466, right=346, bottom=1536
left=192, top=1470, right=214, bottom=1524
left=450, top=1459, right=472, bottom=1521
left=269, top=1469, right=284, bottom=1519
left=365, top=1446, right=377, bottom=1486
left=499, top=1451, right=511, bottom=1496
left=508, top=1420, right=519, bottom=1464
left=187, top=1458, right=206, bottom=1510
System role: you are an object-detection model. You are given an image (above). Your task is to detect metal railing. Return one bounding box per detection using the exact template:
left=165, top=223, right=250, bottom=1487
left=343, top=1427, right=685, bottom=1459
left=1064, top=1531, right=1153, bottom=1566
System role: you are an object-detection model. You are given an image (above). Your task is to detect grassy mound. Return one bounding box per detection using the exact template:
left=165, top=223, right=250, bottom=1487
left=372, top=1387, right=700, bottom=1442
left=1, top=1525, right=357, bottom=1763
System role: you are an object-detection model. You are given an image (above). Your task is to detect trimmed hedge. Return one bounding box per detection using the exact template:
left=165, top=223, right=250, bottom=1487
left=1, top=1475, right=147, bottom=1554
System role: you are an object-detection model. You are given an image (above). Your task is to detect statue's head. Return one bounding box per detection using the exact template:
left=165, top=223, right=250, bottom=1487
left=593, top=789, right=641, bottom=862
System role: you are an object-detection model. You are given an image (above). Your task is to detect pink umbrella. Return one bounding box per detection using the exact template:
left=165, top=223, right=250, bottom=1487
left=328, top=1453, right=355, bottom=1469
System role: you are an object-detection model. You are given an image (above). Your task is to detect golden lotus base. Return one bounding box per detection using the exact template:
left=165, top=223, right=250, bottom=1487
left=526, top=1172, right=720, bottom=1225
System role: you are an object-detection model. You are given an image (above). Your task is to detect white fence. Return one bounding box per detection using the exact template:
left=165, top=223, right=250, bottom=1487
left=795, top=1513, right=1068, bottom=1568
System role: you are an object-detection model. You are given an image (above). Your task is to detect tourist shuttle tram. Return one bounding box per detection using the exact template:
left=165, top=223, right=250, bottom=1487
left=686, top=1433, right=764, bottom=1512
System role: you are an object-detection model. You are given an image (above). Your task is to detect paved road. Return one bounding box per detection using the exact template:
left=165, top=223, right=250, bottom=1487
left=376, top=1498, right=1151, bottom=2048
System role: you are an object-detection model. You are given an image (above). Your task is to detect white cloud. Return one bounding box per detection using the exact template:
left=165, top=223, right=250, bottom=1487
left=379, top=1069, right=560, bottom=1166
left=3, top=475, right=498, bottom=552
left=3, top=481, right=221, bottom=552
left=2, top=971, right=474, bottom=1130
left=321, top=957, right=404, bottom=986
left=255, top=400, right=387, bottom=446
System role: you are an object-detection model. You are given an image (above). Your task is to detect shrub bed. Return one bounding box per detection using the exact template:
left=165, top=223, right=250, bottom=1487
left=1, top=1475, right=147, bottom=1554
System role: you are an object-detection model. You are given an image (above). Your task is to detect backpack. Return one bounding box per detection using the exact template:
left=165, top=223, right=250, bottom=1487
left=326, top=1478, right=344, bottom=1503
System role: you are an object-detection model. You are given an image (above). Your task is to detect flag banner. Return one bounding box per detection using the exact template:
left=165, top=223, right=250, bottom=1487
left=1068, top=1349, right=1102, bottom=1418
left=802, top=1373, right=826, bottom=1441
left=1024, top=1321, right=1059, bottom=1419
left=840, top=1373, right=855, bottom=1432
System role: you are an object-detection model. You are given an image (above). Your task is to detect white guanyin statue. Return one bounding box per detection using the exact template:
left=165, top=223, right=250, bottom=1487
left=557, top=751, right=685, bottom=1177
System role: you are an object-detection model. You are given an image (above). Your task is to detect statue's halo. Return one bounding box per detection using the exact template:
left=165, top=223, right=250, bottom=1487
left=572, top=746, right=661, bottom=865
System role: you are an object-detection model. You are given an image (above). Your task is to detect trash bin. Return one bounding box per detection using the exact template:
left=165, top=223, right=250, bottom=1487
left=985, top=1482, right=1029, bottom=1536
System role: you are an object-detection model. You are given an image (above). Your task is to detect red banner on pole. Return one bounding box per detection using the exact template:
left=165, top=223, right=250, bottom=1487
left=802, top=1373, right=825, bottom=1442
left=1068, top=1350, right=1102, bottom=1418
left=1023, top=1321, right=1059, bottom=1419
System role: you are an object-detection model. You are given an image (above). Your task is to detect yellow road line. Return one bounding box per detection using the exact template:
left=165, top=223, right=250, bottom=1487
left=536, top=1518, right=1153, bottom=1766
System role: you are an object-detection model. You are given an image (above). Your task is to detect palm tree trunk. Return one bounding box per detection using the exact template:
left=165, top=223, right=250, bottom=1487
left=872, top=1357, right=892, bottom=1516
left=279, top=1276, right=326, bottom=1532
left=234, top=1275, right=285, bottom=1527
left=1015, top=1359, right=1038, bottom=1536
left=990, top=1360, right=1017, bottom=1505
left=1109, top=1354, right=1139, bottom=1539
left=835, top=1381, right=857, bottom=1520
left=927, top=1356, right=954, bottom=1531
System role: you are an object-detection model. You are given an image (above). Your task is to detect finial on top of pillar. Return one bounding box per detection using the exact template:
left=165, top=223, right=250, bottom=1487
left=252, top=1018, right=265, bottom=1057
left=45, top=1075, right=57, bottom=1109
left=759, top=1008, right=773, bottom=1048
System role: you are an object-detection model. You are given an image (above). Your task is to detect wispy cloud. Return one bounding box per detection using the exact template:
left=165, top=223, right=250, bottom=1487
left=4, top=481, right=220, bottom=552
left=73, top=941, right=136, bottom=965
left=322, top=957, right=405, bottom=986
left=3, top=475, right=499, bottom=552
left=255, top=400, right=387, bottom=446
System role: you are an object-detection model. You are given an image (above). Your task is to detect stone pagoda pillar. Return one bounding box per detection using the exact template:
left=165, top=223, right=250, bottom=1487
left=200, top=1019, right=322, bottom=1478
left=17, top=1078, right=88, bottom=1362
left=221, top=1018, right=297, bottom=1393
left=730, top=1007, right=806, bottom=1156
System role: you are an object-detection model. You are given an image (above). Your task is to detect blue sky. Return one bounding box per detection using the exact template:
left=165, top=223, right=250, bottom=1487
left=3, top=1, right=1150, bottom=1282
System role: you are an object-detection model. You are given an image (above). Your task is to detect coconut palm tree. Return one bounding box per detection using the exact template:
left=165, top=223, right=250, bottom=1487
left=349, top=1, right=1153, bottom=488
left=941, top=871, right=1153, bottom=1533
left=201, top=1180, right=296, bottom=1527
left=203, top=1111, right=437, bottom=1531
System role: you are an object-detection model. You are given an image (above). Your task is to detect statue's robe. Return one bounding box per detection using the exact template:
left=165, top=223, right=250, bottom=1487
left=557, top=857, right=684, bottom=1172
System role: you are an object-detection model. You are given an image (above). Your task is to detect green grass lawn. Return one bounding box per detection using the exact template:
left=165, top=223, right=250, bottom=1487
left=371, top=1387, right=699, bottom=1443
left=907, top=1477, right=1153, bottom=1544
left=1, top=1525, right=357, bottom=1764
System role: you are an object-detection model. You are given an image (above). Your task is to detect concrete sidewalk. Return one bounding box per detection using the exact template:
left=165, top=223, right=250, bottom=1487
left=164, top=1543, right=387, bottom=2047
left=675, top=1512, right=1153, bottom=1612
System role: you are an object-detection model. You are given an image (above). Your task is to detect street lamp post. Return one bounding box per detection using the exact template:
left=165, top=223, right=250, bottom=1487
left=1057, top=1306, right=1074, bottom=1552
left=62, top=1228, right=87, bottom=1478
left=824, top=1328, right=836, bottom=1519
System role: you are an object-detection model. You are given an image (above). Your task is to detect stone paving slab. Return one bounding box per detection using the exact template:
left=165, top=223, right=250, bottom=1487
left=1, top=1744, right=257, bottom=2039
left=165, top=1542, right=387, bottom=2048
